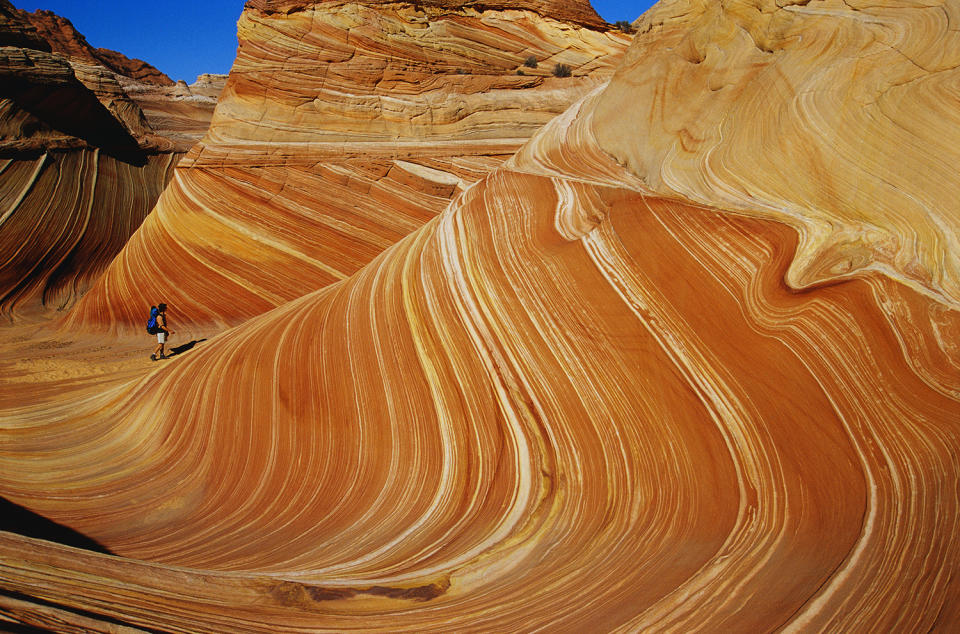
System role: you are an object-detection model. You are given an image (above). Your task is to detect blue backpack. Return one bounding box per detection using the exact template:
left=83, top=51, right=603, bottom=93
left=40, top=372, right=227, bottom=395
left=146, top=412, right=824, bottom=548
left=146, top=306, right=160, bottom=334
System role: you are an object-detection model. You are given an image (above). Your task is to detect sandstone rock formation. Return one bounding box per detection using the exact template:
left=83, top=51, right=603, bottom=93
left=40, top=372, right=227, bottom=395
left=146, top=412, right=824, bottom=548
left=65, top=0, right=630, bottom=333
left=590, top=0, right=960, bottom=310
left=19, top=7, right=174, bottom=85
left=2, top=0, right=959, bottom=631
left=247, top=0, right=609, bottom=29
left=0, top=150, right=180, bottom=317
left=119, top=73, right=228, bottom=149
left=0, top=1, right=219, bottom=319
left=0, top=0, right=47, bottom=51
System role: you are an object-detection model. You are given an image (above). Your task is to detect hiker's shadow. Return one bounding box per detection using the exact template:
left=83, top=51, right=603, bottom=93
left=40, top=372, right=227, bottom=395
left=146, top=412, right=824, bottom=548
left=167, top=339, right=207, bottom=358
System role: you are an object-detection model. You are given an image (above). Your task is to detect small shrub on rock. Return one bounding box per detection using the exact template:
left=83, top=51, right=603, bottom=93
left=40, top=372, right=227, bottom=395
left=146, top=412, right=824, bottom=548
left=614, top=20, right=635, bottom=33
left=523, top=56, right=538, bottom=68
left=553, top=63, right=572, bottom=78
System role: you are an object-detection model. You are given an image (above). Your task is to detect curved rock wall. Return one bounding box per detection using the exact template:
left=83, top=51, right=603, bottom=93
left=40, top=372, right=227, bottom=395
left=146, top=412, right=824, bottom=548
left=0, top=3, right=218, bottom=320
left=0, top=150, right=179, bottom=318
left=66, top=0, right=629, bottom=332
left=591, top=0, right=960, bottom=309
left=2, top=99, right=958, bottom=630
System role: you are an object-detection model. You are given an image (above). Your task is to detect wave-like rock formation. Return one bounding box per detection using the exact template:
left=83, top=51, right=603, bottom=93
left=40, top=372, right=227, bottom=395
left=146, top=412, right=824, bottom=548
left=591, top=0, right=960, bottom=310
left=2, top=0, right=959, bottom=631
left=0, top=1, right=220, bottom=319
left=65, top=0, right=630, bottom=332
left=0, top=150, right=179, bottom=316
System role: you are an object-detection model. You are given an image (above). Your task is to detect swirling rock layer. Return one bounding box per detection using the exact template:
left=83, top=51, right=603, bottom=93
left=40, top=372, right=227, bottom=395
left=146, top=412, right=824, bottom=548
left=2, top=0, right=959, bottom=631
left=0, top=3, right=219, bottom=319
left=66, top=0, right=629, bottom=332
left=592, top=0, right=960, bottom=309
left=2, top=116, right=959, bottom=629
left=0, top=150, right=179, bottom=318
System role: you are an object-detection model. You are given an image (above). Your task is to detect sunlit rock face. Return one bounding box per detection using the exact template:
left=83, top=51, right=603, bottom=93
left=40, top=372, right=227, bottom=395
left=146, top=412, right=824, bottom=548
left=248, top=0, right=610, bottom=29
left=118, top=73, right=228, bottom=150
left=17, top=7, right=175, bottom=85
left=591, top=0, right=960, bottom=310
left=65, top=0, right=630, bottom=332
left=2, top=0, right=959, bottom=631
left=0, top=2, right=219, bottom=319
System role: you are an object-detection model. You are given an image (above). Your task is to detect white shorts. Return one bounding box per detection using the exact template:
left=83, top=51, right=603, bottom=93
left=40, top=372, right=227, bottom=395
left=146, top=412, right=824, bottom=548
left=157, top=331, right=166, bottom=344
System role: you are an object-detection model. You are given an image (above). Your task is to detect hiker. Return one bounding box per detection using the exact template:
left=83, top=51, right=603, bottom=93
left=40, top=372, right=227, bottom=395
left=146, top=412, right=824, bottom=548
left=149, top=302, right=175, bottom=361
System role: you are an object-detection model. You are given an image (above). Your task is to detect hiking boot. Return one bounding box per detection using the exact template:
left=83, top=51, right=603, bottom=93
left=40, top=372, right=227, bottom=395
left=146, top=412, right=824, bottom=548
left=159, top=354, right=167, bottom=360
left=150, top=354, right=157, bottom=361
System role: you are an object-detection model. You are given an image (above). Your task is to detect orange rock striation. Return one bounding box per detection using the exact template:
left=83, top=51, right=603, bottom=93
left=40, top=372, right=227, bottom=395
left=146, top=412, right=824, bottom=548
left=590, top=0, right=960, bottom=310
left=65, top=0, right=630, bottom=332
left=2, top=0, right=959, bottom=631
left=0, top=1, right=220, bottom=319
left=0, top=151, right=180, bottom=317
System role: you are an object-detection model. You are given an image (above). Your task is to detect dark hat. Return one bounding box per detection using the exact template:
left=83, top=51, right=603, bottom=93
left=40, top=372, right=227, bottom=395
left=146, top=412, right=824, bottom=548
left=158, top=303, right=167, bottom=311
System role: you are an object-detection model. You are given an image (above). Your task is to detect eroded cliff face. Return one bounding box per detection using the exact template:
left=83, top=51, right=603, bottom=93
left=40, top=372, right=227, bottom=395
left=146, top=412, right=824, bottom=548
left=246, top=0, right=610, bottom=29
left=1, top=0, right=958, bottom=631
left=0, top=0, right=47, bottom=50
left=118, top=73, right=228, bottom=149
left=19, top=8, right=174, bottom=85
left=65, top=0, right=630, bottom=332
left=0, top=1, right=221, bottom=319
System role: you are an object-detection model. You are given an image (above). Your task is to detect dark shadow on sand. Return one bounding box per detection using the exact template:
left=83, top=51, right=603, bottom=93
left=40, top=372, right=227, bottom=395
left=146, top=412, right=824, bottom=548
left=166, top=339, right=207, bottom=358
left=0, top=496, right=112, bottom=555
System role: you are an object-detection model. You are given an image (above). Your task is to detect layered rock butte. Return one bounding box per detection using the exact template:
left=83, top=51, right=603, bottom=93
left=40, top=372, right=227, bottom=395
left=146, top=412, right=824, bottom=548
left=1, top=0, right=960, bottom=632
left=0, top=1, right=224, bottom=320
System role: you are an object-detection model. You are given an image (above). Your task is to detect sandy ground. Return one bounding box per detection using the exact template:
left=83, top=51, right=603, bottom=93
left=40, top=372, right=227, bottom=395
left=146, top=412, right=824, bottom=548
left=0, top=316, right=215, bottom=409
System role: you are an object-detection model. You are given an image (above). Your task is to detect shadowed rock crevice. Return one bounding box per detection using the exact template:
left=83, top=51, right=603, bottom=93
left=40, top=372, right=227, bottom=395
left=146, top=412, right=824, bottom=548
left=1, top=78, right=146, bottom=164
left=0, top=497, right=112, bottom=555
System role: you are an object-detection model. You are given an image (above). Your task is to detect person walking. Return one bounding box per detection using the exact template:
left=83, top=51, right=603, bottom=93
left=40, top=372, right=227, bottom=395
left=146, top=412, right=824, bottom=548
left=150, top=302, right=174, bottom=361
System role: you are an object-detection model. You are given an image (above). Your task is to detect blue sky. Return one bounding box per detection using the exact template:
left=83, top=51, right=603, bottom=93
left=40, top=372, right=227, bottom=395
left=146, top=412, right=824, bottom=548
left=13, top=1, right=656, bottom=83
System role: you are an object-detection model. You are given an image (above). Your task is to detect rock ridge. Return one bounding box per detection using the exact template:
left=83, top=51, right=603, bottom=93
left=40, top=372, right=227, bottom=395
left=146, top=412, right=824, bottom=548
left=244, top=0, right=610, bottom=29
left=20, top=8, right=174, bottom=85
